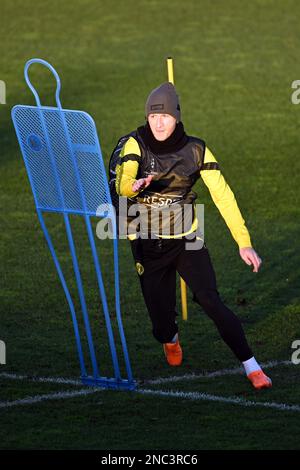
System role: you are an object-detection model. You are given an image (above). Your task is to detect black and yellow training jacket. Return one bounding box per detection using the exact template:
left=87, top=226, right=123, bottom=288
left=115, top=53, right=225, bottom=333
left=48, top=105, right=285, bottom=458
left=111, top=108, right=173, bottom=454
left=115, top=123, right=252, bottom=248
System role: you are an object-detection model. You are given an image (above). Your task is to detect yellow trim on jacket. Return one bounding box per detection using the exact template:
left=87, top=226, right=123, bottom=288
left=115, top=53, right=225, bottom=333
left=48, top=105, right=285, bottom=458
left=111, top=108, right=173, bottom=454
left=200, top=148, right=252, bottom=248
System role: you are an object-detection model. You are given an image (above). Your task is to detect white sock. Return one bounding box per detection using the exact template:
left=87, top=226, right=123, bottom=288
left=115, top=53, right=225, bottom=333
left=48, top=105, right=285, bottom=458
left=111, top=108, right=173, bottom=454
left=242, top=357, right=261, bottom=375
left=170, top=333, right=178, bottom=344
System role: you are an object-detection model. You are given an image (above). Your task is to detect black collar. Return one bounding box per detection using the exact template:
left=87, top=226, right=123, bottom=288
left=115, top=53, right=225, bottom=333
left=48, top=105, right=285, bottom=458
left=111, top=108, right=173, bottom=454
left=137, top=121, right=188, bottom=155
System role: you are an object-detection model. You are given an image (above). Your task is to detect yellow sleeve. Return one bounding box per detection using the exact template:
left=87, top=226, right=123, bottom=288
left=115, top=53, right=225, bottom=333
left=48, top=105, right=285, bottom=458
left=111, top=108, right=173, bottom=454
left=115, top=136, right=142, bottom=197
left=200, top=147, right=252, bottom=249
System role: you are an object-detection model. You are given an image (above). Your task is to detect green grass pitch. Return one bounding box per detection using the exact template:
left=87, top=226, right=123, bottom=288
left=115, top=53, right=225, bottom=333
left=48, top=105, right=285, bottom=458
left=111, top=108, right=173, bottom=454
left=0, top=0, right=300, bottom=450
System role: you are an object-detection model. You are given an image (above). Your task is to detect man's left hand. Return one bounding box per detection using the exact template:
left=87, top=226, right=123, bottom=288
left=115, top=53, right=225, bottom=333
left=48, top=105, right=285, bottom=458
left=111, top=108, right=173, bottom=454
left=239, top=247, right=262, bottom=273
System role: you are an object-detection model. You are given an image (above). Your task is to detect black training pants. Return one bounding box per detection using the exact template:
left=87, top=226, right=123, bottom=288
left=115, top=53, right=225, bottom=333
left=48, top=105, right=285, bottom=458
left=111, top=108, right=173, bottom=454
left=130, top=237, right=253, bottom=362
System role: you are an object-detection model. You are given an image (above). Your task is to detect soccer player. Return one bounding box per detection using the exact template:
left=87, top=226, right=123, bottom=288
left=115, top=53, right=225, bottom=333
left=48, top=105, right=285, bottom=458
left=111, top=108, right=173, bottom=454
left=115, top=82, right=271, bottom=389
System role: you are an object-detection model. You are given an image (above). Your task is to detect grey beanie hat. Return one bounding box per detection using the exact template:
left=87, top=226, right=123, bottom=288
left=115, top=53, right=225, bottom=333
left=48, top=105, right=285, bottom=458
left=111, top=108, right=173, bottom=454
left=145, top=82, right=181, bottom=121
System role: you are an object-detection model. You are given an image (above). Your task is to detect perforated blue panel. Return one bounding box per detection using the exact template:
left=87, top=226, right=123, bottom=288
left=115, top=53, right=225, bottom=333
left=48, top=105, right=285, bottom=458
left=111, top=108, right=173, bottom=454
left=10, top=58, right=135, bottom=391
left=12, top=105, right=111, bottom=216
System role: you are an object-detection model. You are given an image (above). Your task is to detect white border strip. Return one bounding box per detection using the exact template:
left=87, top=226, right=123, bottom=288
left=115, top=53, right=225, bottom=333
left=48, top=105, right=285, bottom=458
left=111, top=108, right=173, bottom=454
left=0, top=388, right=103, bottom=409
left=138, top=388, right=300, bottom=412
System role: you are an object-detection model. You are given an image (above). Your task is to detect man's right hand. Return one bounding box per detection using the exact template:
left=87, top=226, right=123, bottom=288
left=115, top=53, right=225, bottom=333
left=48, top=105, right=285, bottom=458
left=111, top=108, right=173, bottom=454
left=132, top=175, right=153, bottom=193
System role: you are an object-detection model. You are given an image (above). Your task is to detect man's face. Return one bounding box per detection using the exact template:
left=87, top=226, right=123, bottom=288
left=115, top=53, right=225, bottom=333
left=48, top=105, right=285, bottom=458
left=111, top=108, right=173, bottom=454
left=148, top=113, right=177, bottom=141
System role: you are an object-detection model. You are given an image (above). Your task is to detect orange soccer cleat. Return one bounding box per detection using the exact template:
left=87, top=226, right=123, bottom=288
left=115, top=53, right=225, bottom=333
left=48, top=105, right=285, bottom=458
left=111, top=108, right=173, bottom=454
left=247, top=370, right=272, bottom=389
left=163, top=338, right=183, bottom=366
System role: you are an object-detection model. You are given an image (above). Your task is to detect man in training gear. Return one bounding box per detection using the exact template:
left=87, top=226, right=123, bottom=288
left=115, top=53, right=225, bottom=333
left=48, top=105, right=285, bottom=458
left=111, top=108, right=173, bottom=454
left=114, top=82, right=272, bottom=390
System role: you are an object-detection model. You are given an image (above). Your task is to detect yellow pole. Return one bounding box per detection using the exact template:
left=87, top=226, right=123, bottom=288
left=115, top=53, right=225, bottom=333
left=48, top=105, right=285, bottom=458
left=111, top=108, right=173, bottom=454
left=166, top=56, right=188, bottom=321
left=167, top=57, right=174, bottom=85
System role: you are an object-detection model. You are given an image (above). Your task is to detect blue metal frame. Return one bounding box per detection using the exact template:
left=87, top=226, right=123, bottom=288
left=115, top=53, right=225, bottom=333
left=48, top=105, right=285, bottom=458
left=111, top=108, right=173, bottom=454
left=11, top=58, right=135, bottom=391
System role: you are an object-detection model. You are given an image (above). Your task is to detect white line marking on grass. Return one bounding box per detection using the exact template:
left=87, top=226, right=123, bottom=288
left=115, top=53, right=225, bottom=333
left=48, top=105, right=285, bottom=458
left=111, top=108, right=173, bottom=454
left=144, top=360, right=292, bottom=385
left=137, top=388, right=300, bottom=412
left=0, top=372, right=82, bottom=386
left=0, top=388, right=103, bottom=409
left=0, top=360, right=292, bottom=388
left=0, top=361, right=299, bottom=413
